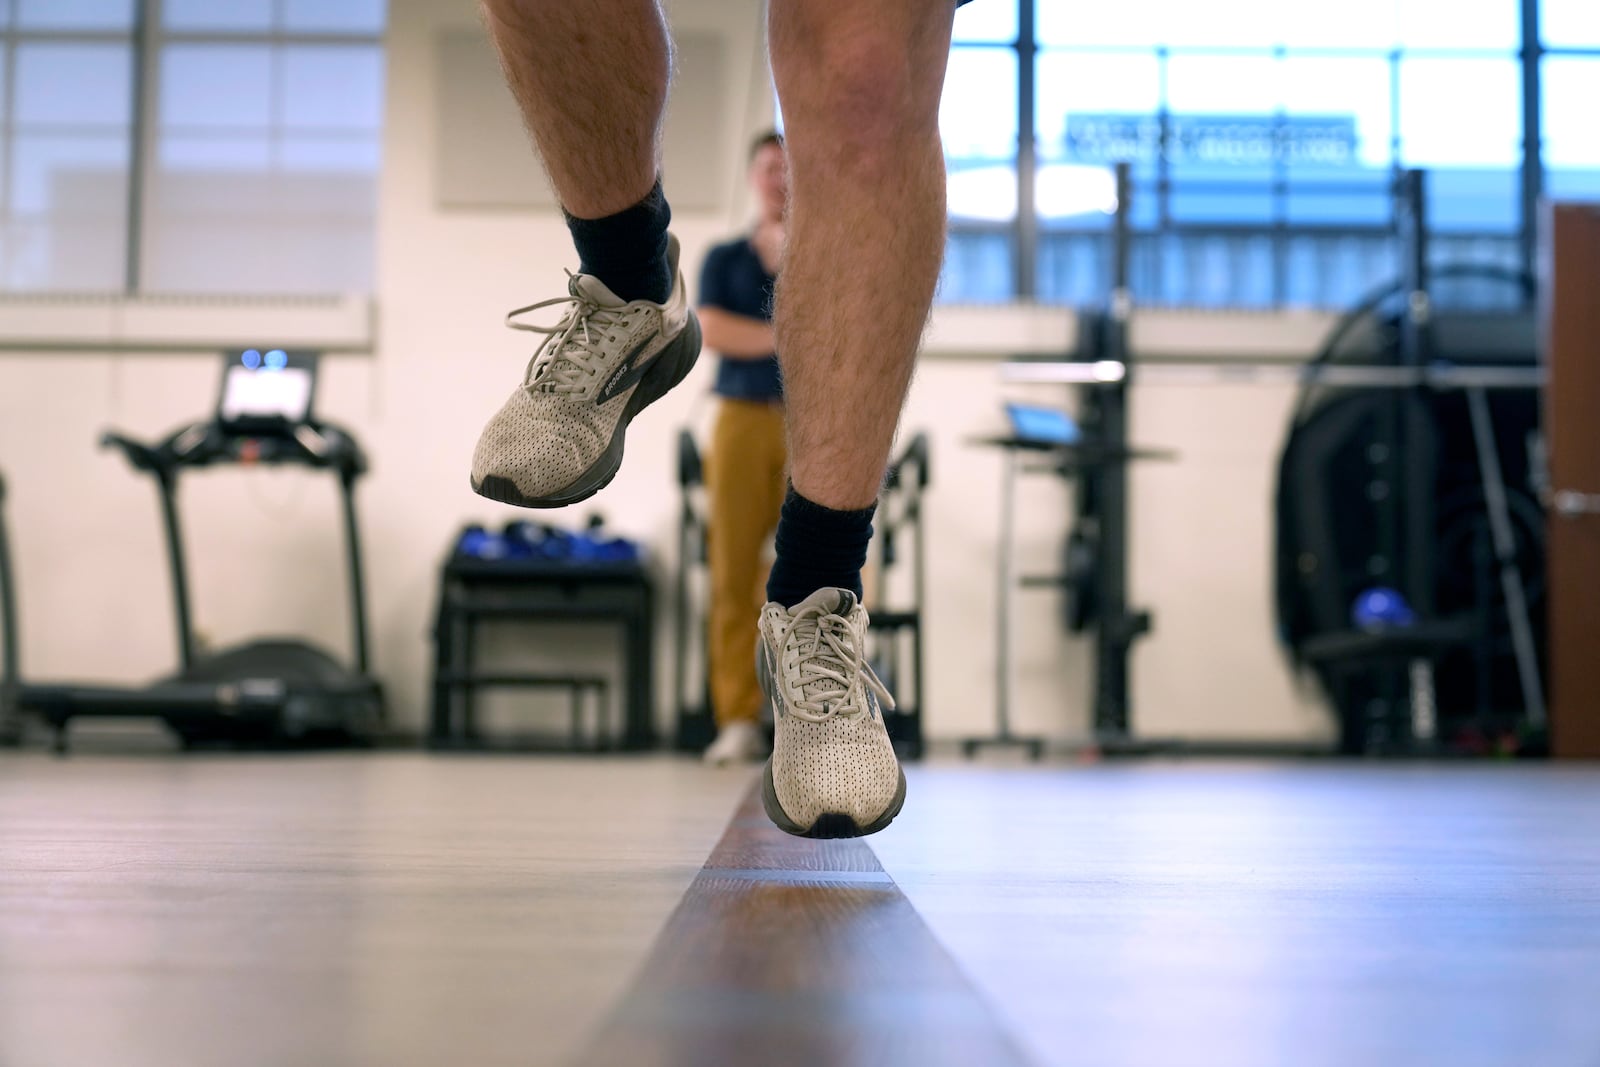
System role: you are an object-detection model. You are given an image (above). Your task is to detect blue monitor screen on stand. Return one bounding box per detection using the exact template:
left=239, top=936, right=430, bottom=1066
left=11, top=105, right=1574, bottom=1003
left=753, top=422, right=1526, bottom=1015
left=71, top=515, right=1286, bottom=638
left=1004, top=402, right=1080, bottom=447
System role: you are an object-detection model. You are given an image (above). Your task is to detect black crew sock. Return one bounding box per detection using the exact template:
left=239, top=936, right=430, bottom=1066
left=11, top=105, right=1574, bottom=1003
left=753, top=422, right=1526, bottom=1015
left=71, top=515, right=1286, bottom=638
left=766, top=486, right=877, bottom=607
left=563, top=180, right=673, bottom=305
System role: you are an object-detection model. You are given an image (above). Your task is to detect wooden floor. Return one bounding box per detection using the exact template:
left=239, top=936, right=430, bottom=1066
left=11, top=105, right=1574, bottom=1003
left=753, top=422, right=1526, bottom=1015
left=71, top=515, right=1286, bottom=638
left=875, top=762, right=1600, bottom=1067
left=579, top=786, right=1031, bottom=1067
left=2, top=752, right=1598, bottom=1067
left=0, top=754, right=748, bottom=1067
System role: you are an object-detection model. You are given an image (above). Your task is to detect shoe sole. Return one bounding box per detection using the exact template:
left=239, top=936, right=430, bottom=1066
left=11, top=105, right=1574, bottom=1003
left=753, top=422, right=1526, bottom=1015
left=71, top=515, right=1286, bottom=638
left=472, top=309, right=702, bottom=509
left=755, top=636, right=906, bottom=840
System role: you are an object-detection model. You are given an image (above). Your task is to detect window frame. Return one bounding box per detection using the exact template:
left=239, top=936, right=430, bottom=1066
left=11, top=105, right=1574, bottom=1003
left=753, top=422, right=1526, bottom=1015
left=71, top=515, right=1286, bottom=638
left=0, top=0, right=385, bottom=296
left=0, top=14, right=136, bottom=291
left=952, top=0, right=1581, bottom=307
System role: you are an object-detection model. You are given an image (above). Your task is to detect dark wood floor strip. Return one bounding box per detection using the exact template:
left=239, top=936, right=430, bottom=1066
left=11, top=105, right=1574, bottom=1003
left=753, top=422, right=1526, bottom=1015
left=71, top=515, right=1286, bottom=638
left=576, top=783, right=1034, bottom=1067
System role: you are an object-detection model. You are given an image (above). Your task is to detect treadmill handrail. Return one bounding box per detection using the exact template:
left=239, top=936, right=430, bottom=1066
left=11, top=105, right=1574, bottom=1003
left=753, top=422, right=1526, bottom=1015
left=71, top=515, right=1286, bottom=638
left=101, top=418, right=368, bottom=480
left=100, top=432, right=167, bottom=474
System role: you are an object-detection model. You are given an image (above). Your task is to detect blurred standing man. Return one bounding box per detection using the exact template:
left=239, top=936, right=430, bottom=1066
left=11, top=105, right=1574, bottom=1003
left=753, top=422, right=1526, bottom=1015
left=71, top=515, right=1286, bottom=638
left=699, top=132, right=789, bottom=767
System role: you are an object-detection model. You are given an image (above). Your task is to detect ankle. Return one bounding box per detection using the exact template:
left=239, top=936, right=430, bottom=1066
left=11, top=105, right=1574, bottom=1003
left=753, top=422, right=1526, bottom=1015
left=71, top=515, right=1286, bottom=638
left=563, top=179, right=673, bottom=304
left=765, top=486, right=875, bottom=606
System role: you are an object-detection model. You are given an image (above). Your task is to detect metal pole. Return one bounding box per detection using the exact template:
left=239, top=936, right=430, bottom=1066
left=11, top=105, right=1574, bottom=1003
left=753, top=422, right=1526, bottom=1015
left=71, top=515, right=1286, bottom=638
left=157, top=473, right=196, bottom=671
left=1389, top=170, right=1439, bottom=749
left=1095, top=163, right=1135, bottom=737
left=673, top=500, right=692, bottom=739
left=1112, top=162, right=1133, bottom=306
left=1002, top=362, right=1547, bottom=390
left=341, top=473, right=371, bottom=676
left=0, top=473, right=21, bottom=740
left=1400, top=170, right=1432, bottom=354
left=912, top=487, right=927, bottom=752
left=1465, top=386, right=1547, bottom=728
left=995, top=448, right=1016, bottom=740
left=1397, top=170, right=1436, bottom=620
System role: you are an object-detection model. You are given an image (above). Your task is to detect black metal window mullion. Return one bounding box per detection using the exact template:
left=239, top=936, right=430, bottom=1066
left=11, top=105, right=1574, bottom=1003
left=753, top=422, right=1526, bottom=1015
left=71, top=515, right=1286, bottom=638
left=1519, top=0, right=1543, bottom=283
left=124, top=0, right=155, bottom=293
left=1155, top=45, right=1170, bottom=235
left=1387, top=48, right=1402, bottom=243
left=1272, top=44, right=1289, bottom=307
left=1016, top=0, right=1036, bottom=300
left=1154, top=48, right=1172, bottom=305
left=1, top=12, right=17, bottom=287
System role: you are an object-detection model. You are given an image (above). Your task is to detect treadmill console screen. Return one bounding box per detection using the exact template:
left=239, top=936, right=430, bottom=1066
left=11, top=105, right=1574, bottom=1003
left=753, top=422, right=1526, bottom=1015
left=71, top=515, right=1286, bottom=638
left=218, top=349, right=318, bottom=427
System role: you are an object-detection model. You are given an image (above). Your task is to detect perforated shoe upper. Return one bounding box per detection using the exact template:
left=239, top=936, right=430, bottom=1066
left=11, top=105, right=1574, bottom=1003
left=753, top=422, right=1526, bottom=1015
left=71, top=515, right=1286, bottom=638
left=761, top=589, right=902, bottom=831
left=471, top=236, right=690, bottom=500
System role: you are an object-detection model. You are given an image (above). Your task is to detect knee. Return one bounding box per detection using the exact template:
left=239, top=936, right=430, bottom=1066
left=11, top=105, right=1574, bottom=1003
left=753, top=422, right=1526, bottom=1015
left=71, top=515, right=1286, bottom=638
left=777, top=31, right=932, bottom=172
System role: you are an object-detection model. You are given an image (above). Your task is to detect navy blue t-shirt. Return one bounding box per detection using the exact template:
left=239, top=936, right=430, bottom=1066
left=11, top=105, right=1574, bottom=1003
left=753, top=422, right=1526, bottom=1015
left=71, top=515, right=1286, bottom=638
left=698, top=237, right=782, bottom=402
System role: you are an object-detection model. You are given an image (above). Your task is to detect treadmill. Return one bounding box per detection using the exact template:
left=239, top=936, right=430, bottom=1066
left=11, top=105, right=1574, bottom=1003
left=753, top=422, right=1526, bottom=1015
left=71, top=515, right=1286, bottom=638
left=16, top=349, right=384, bottom=750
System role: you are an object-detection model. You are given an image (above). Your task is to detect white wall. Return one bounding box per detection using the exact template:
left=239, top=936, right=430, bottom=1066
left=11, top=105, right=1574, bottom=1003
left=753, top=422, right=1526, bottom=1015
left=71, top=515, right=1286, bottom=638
left=0, top=0, right=1331, bottom=747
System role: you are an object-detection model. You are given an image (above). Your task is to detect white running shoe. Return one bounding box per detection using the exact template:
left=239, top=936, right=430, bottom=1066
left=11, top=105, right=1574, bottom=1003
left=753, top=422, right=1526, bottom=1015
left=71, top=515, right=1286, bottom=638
left=702, top=720, right=770, bottom=767
left=757, top=588, right=905, bottom=839
left=471, top=234, right=701, bottom=508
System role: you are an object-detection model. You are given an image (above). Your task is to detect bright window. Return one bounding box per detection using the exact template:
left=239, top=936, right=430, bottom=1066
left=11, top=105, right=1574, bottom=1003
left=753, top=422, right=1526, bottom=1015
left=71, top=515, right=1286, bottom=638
left=0, top=0, right=386, bottom=295
left=940, top=0, right=1574, bottom=308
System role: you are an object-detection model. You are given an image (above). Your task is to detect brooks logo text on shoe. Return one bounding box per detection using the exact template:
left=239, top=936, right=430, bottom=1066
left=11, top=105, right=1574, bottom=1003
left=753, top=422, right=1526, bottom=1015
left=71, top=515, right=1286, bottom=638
left=596, top=336, right=661, bottom=403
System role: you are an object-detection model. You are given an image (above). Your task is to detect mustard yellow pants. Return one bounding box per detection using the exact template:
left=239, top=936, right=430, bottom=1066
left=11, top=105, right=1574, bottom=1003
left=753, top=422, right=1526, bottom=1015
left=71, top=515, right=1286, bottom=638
left=705, top=398, right=787, bottom=727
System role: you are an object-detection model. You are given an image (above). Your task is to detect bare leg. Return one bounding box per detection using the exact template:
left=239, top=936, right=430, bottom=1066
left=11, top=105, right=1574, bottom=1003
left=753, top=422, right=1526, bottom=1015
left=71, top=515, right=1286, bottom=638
left=768, top=1, right=954, bottom=510
left=471, top=0, right=696, bottom=507
left=480, top=0, right=669, bottom=218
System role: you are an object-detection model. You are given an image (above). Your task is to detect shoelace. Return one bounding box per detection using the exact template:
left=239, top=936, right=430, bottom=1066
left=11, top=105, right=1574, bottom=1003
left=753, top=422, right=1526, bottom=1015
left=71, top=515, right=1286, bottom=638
left=783, top=603, right=895, bottom=723
left=505, top=277, right=634, bottom=396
